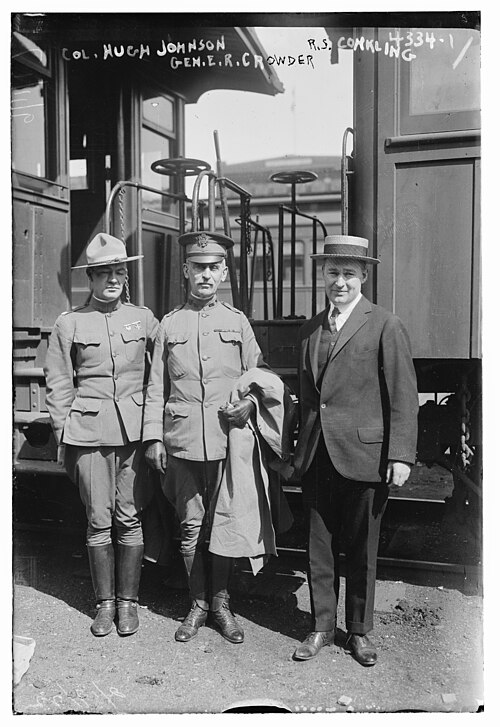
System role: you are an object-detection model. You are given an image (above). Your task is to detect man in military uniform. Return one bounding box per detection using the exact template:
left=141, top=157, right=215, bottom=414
left=143, top=230, right=265, bottom=644
left=44, top=233, right=159, bottom=637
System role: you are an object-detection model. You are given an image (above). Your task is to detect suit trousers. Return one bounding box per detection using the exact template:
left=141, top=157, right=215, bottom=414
left=301, top=435, right=389, bottom=634
left=65, top=443, right=150, bottom=547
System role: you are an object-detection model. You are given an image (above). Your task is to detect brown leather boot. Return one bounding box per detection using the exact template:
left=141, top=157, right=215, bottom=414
left=210, top=554, right=244, bottom=643
left=175, top=601, right=209, bottom=642
left=210, top=598, right=244, bottom=644
left=87, top=544, right=116, bottom=637
left=116, top=544, right=144, bottom=636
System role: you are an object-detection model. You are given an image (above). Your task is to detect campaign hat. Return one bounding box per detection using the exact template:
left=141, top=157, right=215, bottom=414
left=72, top=233, right=143, bottom=269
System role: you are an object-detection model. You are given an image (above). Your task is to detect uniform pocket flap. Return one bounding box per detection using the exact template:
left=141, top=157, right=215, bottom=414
left=219, top=330, right=242, bottom=344
left=121, top=329, right=146, bottom=343
left=358, top=426, right=384, bottom=443
left=71, top=398, right=102, bottom=414
left=168, top=332, right=189, bottom=344
left=131, top=392, right=145, bottom=406
left=73, top=333, right=102, bottom=346
left=165, top=401, right=190, bottom=418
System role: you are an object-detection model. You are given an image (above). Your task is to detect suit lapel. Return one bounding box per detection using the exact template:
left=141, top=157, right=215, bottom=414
left=308, top=310, right=327, bottom=384
left=328, top=295, right=372, bottom=362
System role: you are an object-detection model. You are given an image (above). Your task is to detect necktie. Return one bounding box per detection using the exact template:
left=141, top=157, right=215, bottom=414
left=330, top=306, right=340, bottom=332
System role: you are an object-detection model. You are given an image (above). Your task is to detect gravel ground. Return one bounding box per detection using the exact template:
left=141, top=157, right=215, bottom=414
left=12, top=527, right=483, bottom=716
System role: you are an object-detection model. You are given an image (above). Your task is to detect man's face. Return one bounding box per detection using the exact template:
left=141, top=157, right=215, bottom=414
left=322, top=258, right=367, bottom=306
left=183, top=259, right=227, bottom=299
left=89, top=263, right=127, bottom=302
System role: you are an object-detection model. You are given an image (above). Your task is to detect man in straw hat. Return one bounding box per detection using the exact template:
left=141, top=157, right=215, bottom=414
left=292, top=235, right=418, bottom=666
left=143, top=230, right=268, bottom=645
left=44, top=232, right=159, bottom=637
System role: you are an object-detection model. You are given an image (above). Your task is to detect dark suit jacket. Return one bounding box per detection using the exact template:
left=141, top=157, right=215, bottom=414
left=293, top=295, right=419, bottom=482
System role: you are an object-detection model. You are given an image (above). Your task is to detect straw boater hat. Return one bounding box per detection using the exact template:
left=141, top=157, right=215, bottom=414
left=178, top=230, right=234, bottom=263
left=72, top=233, right=143, bottom=269
left=311, top=235, right=380, bottom=264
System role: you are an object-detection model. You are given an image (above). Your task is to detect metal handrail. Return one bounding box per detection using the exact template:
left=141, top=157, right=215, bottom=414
left=276, top=205, right=328, bottom=319
left=341, top=127, right=354, bottom=234
left=105, top=180, right=185, bottom=305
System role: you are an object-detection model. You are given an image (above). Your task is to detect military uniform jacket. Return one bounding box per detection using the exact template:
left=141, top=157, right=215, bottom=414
left=293, top=295, right=419, bottom=482
left=44, top=297, right=159, bottom=446
left=142, top=297, right=265, bottom=461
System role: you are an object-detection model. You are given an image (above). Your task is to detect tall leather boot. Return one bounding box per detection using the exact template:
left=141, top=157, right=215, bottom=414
left=116, top=544, right=144, bottom=636
left=210, top=555, right=244, bottom=644
left=87, top=544, right=116, bottom=637
left=175, top=549, right=209, bottom=642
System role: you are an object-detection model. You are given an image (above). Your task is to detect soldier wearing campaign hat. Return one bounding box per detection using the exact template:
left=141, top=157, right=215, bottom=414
left=143, top=229, right=267, bottom=645
left=291, top=235, right=418, bottom=666
left=44, top=233, right=159, bottom=638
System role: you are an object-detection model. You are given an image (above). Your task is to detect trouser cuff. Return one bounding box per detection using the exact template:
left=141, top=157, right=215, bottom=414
left=346, top=621, right=372, bottom=635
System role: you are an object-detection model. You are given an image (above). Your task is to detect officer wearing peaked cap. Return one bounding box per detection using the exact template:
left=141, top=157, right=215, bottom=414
left=143, top=230, right=267, bottom=645
left=44, top=233, right=159, bottom=638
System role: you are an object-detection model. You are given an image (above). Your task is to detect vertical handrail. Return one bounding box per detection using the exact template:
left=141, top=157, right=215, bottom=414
left=290, top=181, right=296, bottom=317
left=341, top=127, right=354, bottom=235
left=136, top=185, right=144, bottom=306
left=213, top=131, right=241, bottom=310
left=277, top=206, right=284, bottom=318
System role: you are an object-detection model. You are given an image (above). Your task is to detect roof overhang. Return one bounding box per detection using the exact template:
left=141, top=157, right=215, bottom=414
left=12, top=13, right=284, bottom=102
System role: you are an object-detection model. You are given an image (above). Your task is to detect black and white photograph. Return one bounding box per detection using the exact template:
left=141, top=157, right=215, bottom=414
left=10, top=4, right=486, bottom=717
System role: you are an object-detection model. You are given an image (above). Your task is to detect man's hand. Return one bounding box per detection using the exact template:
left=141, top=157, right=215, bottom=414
left=386, top=461, right=411, bottom=487
left=145, top=441, right=168, bottom=473
left=220, top=398, right=256, bottom=428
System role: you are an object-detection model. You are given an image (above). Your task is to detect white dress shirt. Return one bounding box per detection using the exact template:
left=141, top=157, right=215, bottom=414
left=328, top=291, right=362, bottom=331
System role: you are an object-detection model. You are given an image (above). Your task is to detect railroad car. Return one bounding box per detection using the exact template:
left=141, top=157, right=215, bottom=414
left=12, top=13, right=481, bottom=537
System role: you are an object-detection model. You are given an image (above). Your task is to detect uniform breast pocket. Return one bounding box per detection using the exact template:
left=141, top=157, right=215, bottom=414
left=218, top=330, right=243, bottom=378
left=167, top=333, right=190, bottom=378
left=73, top=334, right=103, bottom=367
left=121, top=329, right=146, bottom=363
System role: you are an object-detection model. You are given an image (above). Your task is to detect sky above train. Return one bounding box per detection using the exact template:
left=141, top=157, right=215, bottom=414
left=185, top=26, right=353, bottom=170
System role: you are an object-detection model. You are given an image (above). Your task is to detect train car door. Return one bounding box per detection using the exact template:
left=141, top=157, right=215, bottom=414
left=67, top=63, right=184, bottom=316
left=351, top=25, right=480, bottom=361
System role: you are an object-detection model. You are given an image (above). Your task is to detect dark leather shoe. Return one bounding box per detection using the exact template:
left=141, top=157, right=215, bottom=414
left=211, top=602, right=244, bottom=643
left=90, top=599, right=116, bottom=637
left=293, top=630, right=336, bottom=660
left=175, top=602, right=208, bottom=642
left=346, top=633, right=377, bottom=666
left=116, top=599, right=139, bottom=636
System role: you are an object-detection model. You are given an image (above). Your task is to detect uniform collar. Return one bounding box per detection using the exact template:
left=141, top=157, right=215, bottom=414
left=186, top=294, right=218, bottom=312
left=90, top=296, right=123, bottom=314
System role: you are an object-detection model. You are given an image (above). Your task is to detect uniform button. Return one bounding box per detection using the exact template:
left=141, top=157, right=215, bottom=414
left=202, top=355, right=208, bottom=361
left=201, top=313, right=208, bottom=318
left=204, top=402, right=209, bottom=408
left=110, top=332, right=115, bottom=337
left=112, top=352, right=118, bottom=357
left=320, top=403, right=326, bottom=409
left=202, top=332, right=209, bottom=336
left=203, top=379, right=208, bottom=384
left=114, top=375, right=118, bottom=380
left=106, top=313, right=111, bottom=318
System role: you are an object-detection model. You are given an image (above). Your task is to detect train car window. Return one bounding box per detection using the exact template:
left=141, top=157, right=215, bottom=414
left=397, top=27, right=480, bottom=134
left=141, top=90, right=177, bottom=213
left=230, top=241, right=305, bottom=284
left=11, top=32, right=55, bottom=180
left=143, top=94, right=174, bottom=134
